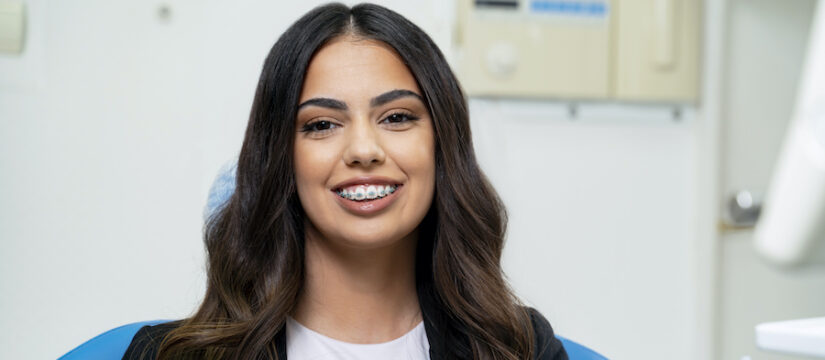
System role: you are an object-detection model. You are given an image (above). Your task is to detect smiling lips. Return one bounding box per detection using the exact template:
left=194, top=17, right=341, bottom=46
left=337, top=184, right=397, bottom=201
left=331, top=177, right=403, bottom=215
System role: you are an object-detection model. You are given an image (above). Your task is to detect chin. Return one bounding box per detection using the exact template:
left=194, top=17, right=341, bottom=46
left=323, top=222, right=414, bottom=250
left=333, top=226, right=413, bottom=250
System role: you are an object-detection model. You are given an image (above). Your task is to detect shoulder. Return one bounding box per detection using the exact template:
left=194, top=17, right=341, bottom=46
left=122, top=321, right=182, bottom=360
left=525, top=307, right=569, bottom=360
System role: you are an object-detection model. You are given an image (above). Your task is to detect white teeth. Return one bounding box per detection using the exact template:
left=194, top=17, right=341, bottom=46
left=365, top=185, right=377, bottom=199
left=338, top=184, right=397, bottom=201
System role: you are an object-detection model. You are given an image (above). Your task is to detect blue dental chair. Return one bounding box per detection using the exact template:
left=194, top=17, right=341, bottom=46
left=59, top=319, right=607, bottom=359
left=58, top=161, right=608, bottom=360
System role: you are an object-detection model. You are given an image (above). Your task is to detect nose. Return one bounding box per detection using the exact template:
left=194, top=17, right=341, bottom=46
left=342, top=119, right=386, bottom=167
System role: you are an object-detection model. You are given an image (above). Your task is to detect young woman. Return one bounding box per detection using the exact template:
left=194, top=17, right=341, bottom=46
left=124, top=3, right=567, bottom=359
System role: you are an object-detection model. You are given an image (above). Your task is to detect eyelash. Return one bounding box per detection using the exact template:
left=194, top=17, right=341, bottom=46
left=380, top=111, right=419, bottom=126
left=300, top=120, right=337, bottom=134
left=299, top=111, right=420, bottom=134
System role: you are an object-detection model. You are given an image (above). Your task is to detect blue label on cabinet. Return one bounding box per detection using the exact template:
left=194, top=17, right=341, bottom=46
left=529, top=1, right=608, bottom=17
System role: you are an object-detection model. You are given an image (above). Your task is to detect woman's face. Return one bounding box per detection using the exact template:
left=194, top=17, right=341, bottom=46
left=293, top=37, right=436, bottom=249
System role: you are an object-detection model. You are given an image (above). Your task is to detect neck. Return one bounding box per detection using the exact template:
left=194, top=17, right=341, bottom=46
left=292, top=223, right=422, bottom=344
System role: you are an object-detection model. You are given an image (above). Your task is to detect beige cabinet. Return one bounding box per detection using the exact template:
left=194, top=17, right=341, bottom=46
left=613, top=0, right=701, bottom=101
left=456, top=0, right=700, bottom=102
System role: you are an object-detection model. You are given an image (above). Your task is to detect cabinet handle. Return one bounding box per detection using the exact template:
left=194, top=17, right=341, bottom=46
left=653, top=0, right=678, bottom=69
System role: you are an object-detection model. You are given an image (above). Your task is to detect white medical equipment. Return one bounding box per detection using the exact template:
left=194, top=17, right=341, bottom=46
left=753, top=1, right=825, bottom=357
left=754, top=0, right=825, bottom=267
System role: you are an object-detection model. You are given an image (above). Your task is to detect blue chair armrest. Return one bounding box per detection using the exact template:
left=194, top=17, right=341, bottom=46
left=59, top=320, right=172, bottom=360
left=557, top=335, right=609, bottom=360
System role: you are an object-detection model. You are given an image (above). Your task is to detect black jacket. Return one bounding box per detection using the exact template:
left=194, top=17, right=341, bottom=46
left=124, top=283, right=568, bottom=360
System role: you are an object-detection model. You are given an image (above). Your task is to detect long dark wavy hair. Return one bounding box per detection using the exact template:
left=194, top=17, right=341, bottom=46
left=157, top=3, right=534, bottom=359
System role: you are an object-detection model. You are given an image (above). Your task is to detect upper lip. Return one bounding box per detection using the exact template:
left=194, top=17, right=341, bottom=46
left=331, top=176, right=403, bottom=190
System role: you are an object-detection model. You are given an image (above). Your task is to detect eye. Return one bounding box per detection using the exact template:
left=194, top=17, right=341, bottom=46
left=380, top=112, right=419, bottom=128
left=301, top=120, right=338, bottom=133
left=301, top=120, right=337, bottom=132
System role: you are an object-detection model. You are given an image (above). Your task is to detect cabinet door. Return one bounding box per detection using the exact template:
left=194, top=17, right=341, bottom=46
left=613, top=0, right=700, bottom=102
left=457, top=0, right=611, bottom=99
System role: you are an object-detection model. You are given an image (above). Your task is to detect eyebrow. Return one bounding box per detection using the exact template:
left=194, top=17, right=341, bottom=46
left=297, top=98, right=347, bottom=111
left=369, top=89, right=425, bottom=107
left=297, top=89, right=425, bottom=111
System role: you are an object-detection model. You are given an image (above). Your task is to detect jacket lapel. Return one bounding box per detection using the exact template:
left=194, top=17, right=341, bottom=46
left=418, top=280, right=443, bottom=360
left=275, top=323, right=287, bottom=360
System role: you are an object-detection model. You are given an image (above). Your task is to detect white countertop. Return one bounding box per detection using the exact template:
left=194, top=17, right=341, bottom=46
left=756, top=316, right=825, bottom=358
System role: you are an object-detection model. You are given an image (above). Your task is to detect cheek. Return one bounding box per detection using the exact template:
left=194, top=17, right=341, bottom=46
left=389, top=129, right=436, bottom=198
left=293, top=141, right=339, bottom=203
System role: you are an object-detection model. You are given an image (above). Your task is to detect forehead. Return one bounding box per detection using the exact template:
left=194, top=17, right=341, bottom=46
left=299, top=37, right=421, bottom=104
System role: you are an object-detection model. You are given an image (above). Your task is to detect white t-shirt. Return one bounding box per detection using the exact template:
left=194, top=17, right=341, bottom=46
left=285, top=316, right=430, bottom=360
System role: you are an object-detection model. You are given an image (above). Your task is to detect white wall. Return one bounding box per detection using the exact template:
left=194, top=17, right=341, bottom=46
left=0, top=1, right=700, bottom=359
left=473, top=101, right=697, bottom=359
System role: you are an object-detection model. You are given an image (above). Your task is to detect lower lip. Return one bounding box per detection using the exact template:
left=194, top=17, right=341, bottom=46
left=332, top=185, right=403, bottom=216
